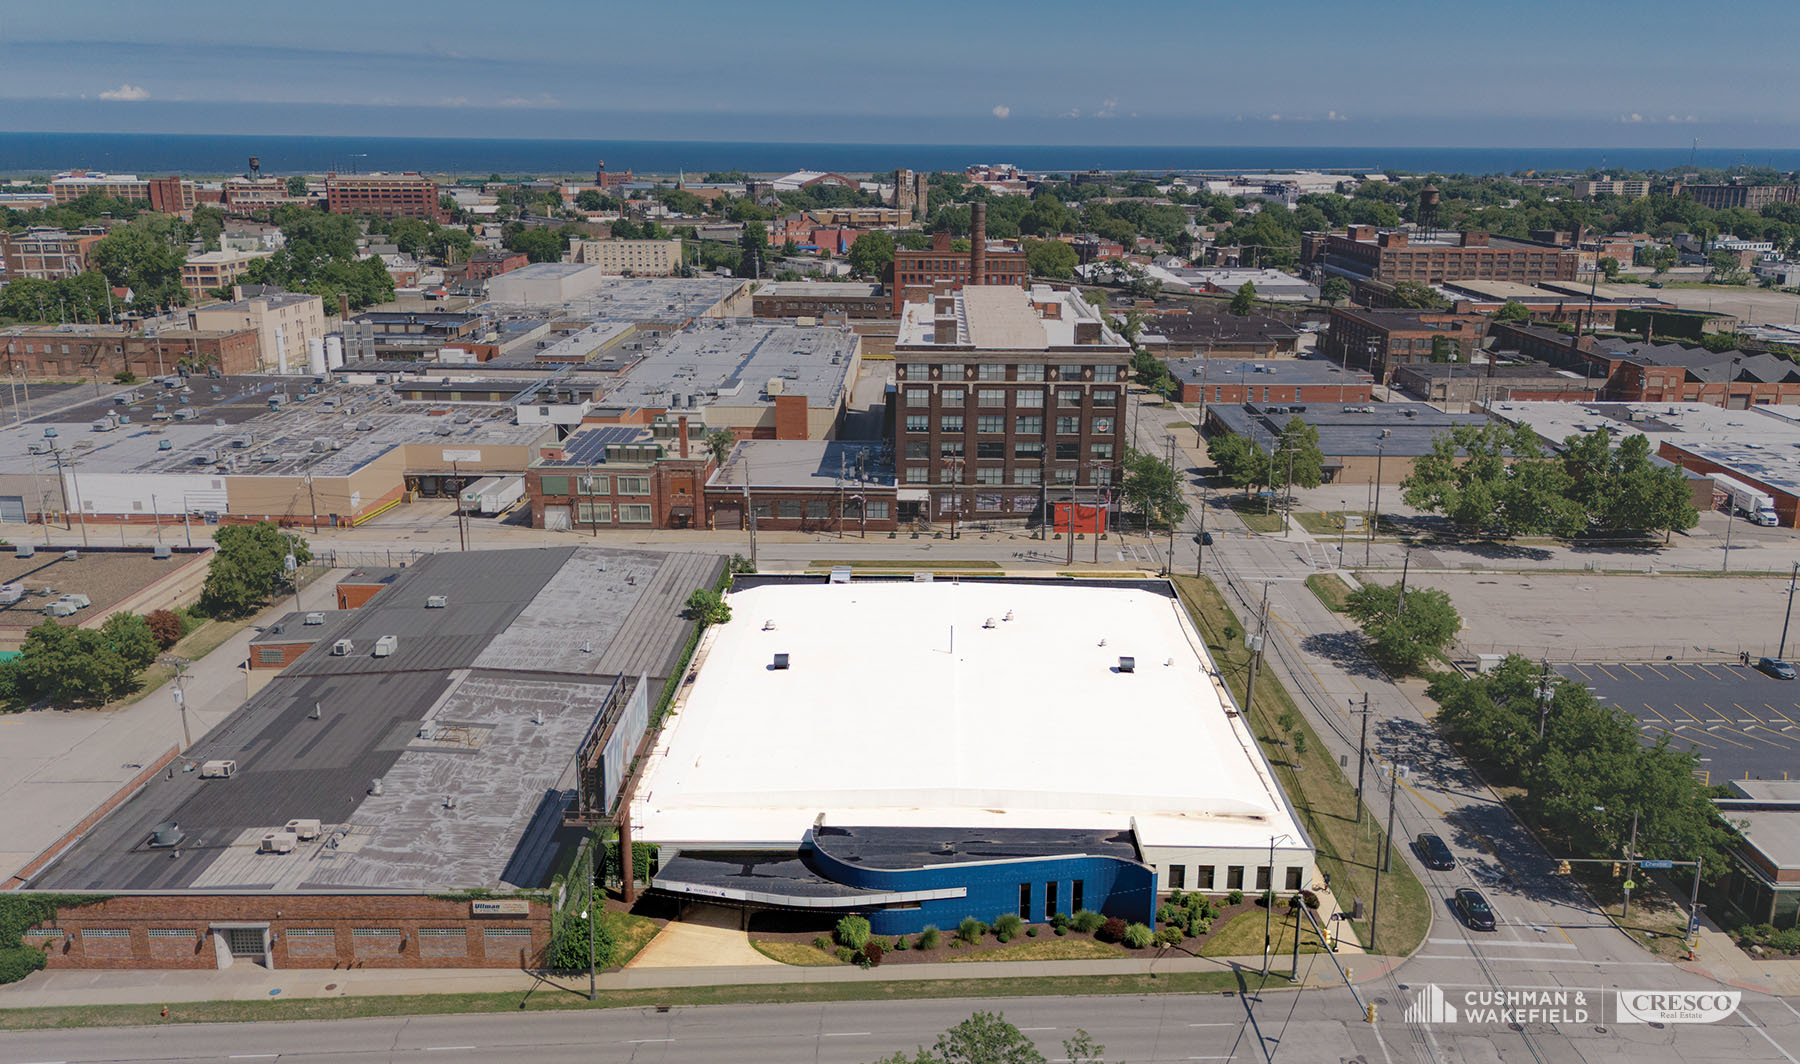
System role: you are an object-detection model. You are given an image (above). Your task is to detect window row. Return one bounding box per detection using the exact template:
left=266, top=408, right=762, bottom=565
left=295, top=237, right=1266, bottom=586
left=902, top=364, right=1116, bottom=382
left=904, top=466, right=1113, bottom=486
left=539, top=474, right=651, bottom=496
left=904, top=387, right=1117, bottom=408
left=575, top=502, right=654, bottom=523
left=1162, top=864, right=1303, bottom=892
left=749, top=499, right=890, bottom=520
left=910, top=442, right=1113, bottom=461
left=902, top=415, right=1116, bottom=435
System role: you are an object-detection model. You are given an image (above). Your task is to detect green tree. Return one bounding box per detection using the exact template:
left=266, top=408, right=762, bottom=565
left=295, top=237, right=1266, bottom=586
left=737, top=223, right=768, bottom=278
left=190, top=205, right=226, bottom=252
left=1343, top=581, right=1462, bottom=674
left=1208, top=432, right=1274, bottom=497
left=383, top=217, right=431, bottom=256
left=1494, top=300, right=1533, bottom=324
left=871, top=1011, right=1079, bottom=1064
left=1320, top=276, right=1352, bottom=305
left=99, top=613, right=158, bottom=673
left=1561, top=429, right=1698, bottom=537
left=284, top=176, right=308, bottom=197
left=685, top=588, right=731, bottom=626
left=89, top=223, right=186, bottom=311
left=1401, top=422, right=1584, bottom=537
left=1023, top=238, right=1078, bottom=279
left=200, top=523, right=309, bottom=618
left=1272, top=417, right=1325, bottom=493
left=846, top=230, right=896, bottom=280
left=546, top=910, right=616, bottom=974
left=1599, top=256, right=1621, bottom=279
left=1388, top=281, right=1450, bottom=310
left=1229, top=281, right=1258, bottom=316
left=1120, top=446, right=1190, bottom=530
left=705, top=428, right=736, bottom=465
left=503, top=225, right=567, bottom=263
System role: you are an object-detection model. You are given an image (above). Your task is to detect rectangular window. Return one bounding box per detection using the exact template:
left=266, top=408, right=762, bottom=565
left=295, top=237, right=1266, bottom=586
left=906, top=387, right=930, bottom=406
left=977, top=441, right=1005, bottom=459
left=1060, top=364, right=1084, bottom=380
left=1015, top=416, right=1043, bottom=435
left=906, top=442, right=927, bottom=460
left=939, top=441, right=964, bottom=456
left=576, top=474, right=610, bottom=495
left=1053, top=467, right=1077, bottom=484
left=1058, top=389, right=1083, bottom=406
left=1056, top=416, right=1081, bottom=435
left=977, top=415, right=1005, bottom=434
left=940, top=415, right=964, bottom=433
left=1094, top=465, right=1113, bottom=486
left=941, top=388, right=965, bottom=405
left=1019, top=882, right=1032, bottom=920
left=778, top=500, right=802, bottom=519
left=1255, top=865, right=1272, bottom=891
left=1046, top=881, right=1059, bottom=920
left=576, top=502, right=612, bottom=523
left=1167, top=865, right=1186, bottom=889
left=752, top=500, right=773, bottom=517
left=1057, top=442, right=1080, bottom=461
left=1090, top=443, right=1114, bottom=460
left=616, top=476, right=650, bottom=495
left=866, top=501, right=890, bottom=519
left=1215, top=387, right=1223, bottom=402
left=805, top=500, right=829, bottom=519
left=1012, top=467, right=1040, bottom=486
left=978, top=363, right=1006, bottom=381
left=1017, top=363, right=1046, bottom=382
left=1195, top=865, right=1215, bottom=891
left=82, top=928, right=130, bottom=938
left=975, top=467, right=1004, bottom=485
left=1016, top=389, right=1044, bottom=408
left=148, top=928, right=196, bottom=938
left=1227, top=866, right=1245, bottom=890
left=1093, top=389, right=1117, bottom=405
left=1014, top=441, right=1043, bottom=459
left=1072, top=880, right=1084, bottom=913
left=905, top=415, right=929, bottom=432
left=618, top=503, right=653, bottom=523
left=978, top=388, right=1006, bottom=406
left=1284, top=866, right=1303, bottom=891
left=904, top=363, right=930, bottom=378
left=351, top=928, right=400, bottom=938
left=905, top=467, right=928, bottom=484
left=539, top=474, right=569, bottom=496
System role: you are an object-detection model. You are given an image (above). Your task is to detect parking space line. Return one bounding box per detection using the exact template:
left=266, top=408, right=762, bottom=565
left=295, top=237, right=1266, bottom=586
left=1642, top=663, right=1671, bottom=680
left=1619, top=663, right=1647, bottom=680
left=1769, top=703, right=1800, bottom=727
left=1666, top=663, right=1699, bottom=679
left=1694, top=663, right=1730, bottom=680
left=1642, top=702, right=1671, bottom=723
left=1595, top=664, right=1622, bottom=681
left=1569, top=664, right=1597, bottom=683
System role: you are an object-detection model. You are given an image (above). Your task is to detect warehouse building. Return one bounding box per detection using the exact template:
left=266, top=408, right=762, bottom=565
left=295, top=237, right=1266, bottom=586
left=16, top=546, right=724, bottom=971
left=1206, top=400, right=1491, bottom=484
left=630, top=576, right=1313, bottom=934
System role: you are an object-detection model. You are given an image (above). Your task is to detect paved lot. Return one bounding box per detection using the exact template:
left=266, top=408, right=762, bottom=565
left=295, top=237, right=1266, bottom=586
left=1557, top=660, right=1800, bottom=783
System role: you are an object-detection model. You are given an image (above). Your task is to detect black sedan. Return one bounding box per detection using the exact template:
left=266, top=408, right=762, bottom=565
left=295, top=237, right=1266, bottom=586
left=1415, top=833, right=1456, bottom=871
left=1454, top=887, right=1496, bottom=932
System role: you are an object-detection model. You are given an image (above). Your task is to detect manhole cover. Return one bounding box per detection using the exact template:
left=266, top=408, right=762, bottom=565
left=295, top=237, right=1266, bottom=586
left=324, top=983, right=337, bottom=990
left=1649, top=1021, right=1665, bottom=1030
left=1593, top=1026, right=1608, bottom=1034
left=1507, top=1022, right=1523, bottom=1032
left=1374, top=997, right=1389, bottom=1005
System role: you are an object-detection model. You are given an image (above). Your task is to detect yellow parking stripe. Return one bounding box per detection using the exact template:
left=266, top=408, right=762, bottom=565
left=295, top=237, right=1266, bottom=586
left=1667, top=663, right=1700, bottom=680
left=1693, top=663, right=1729, bottom=680
left=1620, top=663, right=1648, bottom=680
left=1643, top=703, right=1672, bottom=723
left=1596, top=665, right=1623, bottom=681
left=1570, top=664, right=1597, bottom=683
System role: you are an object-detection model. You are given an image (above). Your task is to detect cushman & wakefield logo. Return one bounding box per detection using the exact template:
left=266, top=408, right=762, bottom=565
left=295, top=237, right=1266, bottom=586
left=1404, top=984, right=1739, bottom=1026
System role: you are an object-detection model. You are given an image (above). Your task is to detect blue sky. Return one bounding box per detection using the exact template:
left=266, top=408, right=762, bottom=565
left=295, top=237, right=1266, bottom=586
left=3, top=0, right=1796, bottom=146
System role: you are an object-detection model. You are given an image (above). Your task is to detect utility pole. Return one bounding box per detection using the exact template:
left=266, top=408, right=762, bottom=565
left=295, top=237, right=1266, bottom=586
left=1365, top=434, right=1388, bottom=567
left=1243, top=583, right=1271, bottom=717
left=1369, top=754, right=1398, bottom=953
left=1163, top=434, right=1177, bottom=576
left=451, top=460, right=467, bottom=551
left=1194, top=479, right=1209, bottom=577
left=1622, top=808, right=1641, bottom=920
left=1781, top=561, right=1799, bottom=660
left=1396, top=550, right=1410, bottom=616
left=1536, top=657, right=1555, bottom=740
left=1723, top=513, right=1733, bottom=573
left=1353, top=694, right=1371, bottom=823
left=742, top=455, right=757, bottom=570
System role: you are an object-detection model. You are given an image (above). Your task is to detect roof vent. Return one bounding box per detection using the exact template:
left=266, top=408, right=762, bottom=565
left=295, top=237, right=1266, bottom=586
left=309, top=702, right=322, bottom=720
left=443, top=795, right=457, bottom=809
left=148, top=821, right=184, bottom=848
left=1004, top=609, right=1014, bottom=621
left=153, top=544, right=173, bottom=559
left=62, top=550, right=78, bottom=561
left=331, top=638, right=353, bottom=656
left=1118, top=656, right=1136, bottom=673
left=425, top=595, right=448, bottom=608
left=772, top=652, right=790, bottom=670
left=983, top=617, right=997, bottom=629
left=762, top=619, right=777, bottom=631
left=369, top=778, right=384, bottom=796
left=304, top=612, right=324, bottom=625
left=373, top=634, right=397, bottom=657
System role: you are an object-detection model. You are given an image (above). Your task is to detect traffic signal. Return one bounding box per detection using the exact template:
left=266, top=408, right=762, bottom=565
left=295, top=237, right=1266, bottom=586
left=1612, top=862, right=1623, bottom=878
left=1556, top=860, right=1571, bottom=875
left=1365, top=1002, right=1379, bottom=1024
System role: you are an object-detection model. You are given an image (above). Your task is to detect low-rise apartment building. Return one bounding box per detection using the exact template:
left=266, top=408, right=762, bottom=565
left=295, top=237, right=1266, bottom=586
left=181, top=250, right=273, bottom=300
left=565, top=239, right=683, bottom=276
left=0, top=227, right=107, bottom=281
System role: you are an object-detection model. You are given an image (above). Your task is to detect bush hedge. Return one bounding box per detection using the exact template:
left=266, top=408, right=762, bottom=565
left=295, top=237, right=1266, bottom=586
left=917, top=925, right=941, bottom=950
left=1123, top=922, right=1155, bottom=949
left=1096, top=916, right=1128, bottom=943
left=834, top=915, right=871, bottom=951
left=1070, top=909, right=1105, bottom=933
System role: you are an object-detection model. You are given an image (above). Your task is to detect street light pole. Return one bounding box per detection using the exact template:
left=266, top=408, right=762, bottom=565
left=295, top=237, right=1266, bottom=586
left=1780, top=561, right=1799, bottom=660
left=1262, top=831, right=1293, bottom=977
left=1365, top=436, right=1387, bottom=566
left=1622, top=808, right=1641, bottom=921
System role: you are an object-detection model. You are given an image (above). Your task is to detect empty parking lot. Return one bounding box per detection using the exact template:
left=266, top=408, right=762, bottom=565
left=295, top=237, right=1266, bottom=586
left=1557, top=660, right=1800, bottom=784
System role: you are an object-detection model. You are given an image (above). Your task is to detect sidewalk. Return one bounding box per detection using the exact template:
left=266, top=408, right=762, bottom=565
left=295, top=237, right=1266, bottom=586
left=1679, top=914, right=1800, bottom=996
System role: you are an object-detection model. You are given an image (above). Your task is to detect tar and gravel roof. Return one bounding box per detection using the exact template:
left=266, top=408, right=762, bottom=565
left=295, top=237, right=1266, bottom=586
left=31, top=546, right=725, bottom=893
left=601, top=319, right=858, bottom=409
left=631, top=578, right=1305, bottom=853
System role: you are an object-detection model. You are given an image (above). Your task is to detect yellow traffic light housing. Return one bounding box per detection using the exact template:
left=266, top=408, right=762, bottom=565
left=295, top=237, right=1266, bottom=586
left=1612, top=862, right=1623, bottom=877
left=1556, top=860, right=1571, bottom=875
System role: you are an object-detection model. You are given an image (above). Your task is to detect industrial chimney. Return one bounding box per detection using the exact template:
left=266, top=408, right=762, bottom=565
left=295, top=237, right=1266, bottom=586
left=969, top=202, right=987, bottom=287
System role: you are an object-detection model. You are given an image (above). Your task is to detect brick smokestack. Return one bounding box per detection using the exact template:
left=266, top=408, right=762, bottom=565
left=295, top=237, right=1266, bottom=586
left=969, top=201, right=987, bottom=287
left=338, top=292, right=350, bottom=320
left=678, top=415, right=689, bottom=458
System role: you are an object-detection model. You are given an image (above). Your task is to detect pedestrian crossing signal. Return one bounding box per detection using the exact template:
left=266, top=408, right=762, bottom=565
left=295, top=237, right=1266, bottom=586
left=1612, top=862, right=1623, bottom=877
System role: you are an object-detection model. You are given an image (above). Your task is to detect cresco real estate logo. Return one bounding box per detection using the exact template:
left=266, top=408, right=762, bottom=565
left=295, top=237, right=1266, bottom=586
left=1403, top=985, right=1739, bottom=1026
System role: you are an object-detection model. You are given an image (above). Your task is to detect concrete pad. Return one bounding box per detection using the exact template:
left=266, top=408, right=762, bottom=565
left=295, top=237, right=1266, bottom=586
left=625, top=904, right=780, bottom=968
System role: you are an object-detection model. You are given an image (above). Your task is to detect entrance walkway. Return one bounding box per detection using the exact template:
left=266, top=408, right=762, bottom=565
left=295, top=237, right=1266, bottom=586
left=625, top=904, right=779, bottom=968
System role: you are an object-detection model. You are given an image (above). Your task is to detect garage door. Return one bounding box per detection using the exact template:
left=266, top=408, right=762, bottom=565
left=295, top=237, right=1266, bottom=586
left=544, top=505, right=571, bottom=531
left=0, top=496, right=23, bottom=523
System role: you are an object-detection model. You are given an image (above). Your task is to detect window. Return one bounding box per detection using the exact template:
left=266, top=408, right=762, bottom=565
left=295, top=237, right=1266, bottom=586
left=1016, top=389, right=1043, bottom=408
left=975, top=467, right=1004, bottom=485
left=905, top=415, right=928, bottom=432
left=1226, top=866, right=1245, bottom=890
left=805, top=500, right=829, bottom=519
left=977, top=415, right=1005, bottom=434
left=977, top=441, right=1005, bottom=459
left=1012, top=467, right=1040, bottom=486
left=1285, top=867, right=1303, bottom=891
left=752, top=500, right=773, bottom=517
left=1056, top=416, right=1081, bottom=435
left=1058, top=389, right=1083, bottom=407
left=1090, top=443, right=1113, bottom=460
left=148, top=928, right=196, bottom=938
left=576, top=502, right=611, bottom=523
left=1168, top=865, right=1186, bottom=889
left=905, top=468, right=928, bottom=484
left=1215, top=387, right=1223, bottom=402
left=866, top=501, right=890, bottom=520
left=778, top=500, right=802, bottom=519
left=1059, top=364, right=1084, bottom=379
left=978, top=363, right=1006, bottom=380
left=978, top=388, right=1006, bottom=406
left=941, top=363, right=962, bottom=379
left=905, top=363, right=929, bottom=378
left=1094, top=465, right=1113, bottom=486
left=1017, top=364, right=1045, bottom=382
left=539, top=474, right=569, bottom=496
left=906, top=387, right=930, bottom=406
left=1057, top=442, right=1080, bottom=460
left=351, top=928, right=399, bottom=938
left=1019, top=883, right=1032, bottom=920
left=1015, top=416, right=1043, bottom=434
left=941, top=388, right=965, bottom=405
left=939, top=441, right=964, bottom=456
left=1255, top=865, right=1272, bottom=890
left=616, top=476, right=650, bottom=495
left=906, top=442, right=927, bottom=460
left=940, top=415, right=964, bottom=433
left=573, top=475, right=605, bottom=495
left=618, top=503, right=653, bottom=523
left=82, top=928, right=129, bottom=938
left=1195, top=865, right=1215, bottom=890
left=1072, top=880, right=1084, bottom=913
left=1053, top=467, right=1077, bottom=484
left=255, top=647, right=284, bottom=664
left=1045, top=881, right=1059, bottom=919
left=1093, top=389, right=1117, bottom=405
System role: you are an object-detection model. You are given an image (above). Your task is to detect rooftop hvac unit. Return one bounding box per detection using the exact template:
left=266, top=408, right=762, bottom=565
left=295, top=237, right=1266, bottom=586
left=1118, top=656, right=1136, bottom=673
left=373, top=634, right=398, bottom=657
left=285, top=818, right=322, bottom=840
left=148, top=821, right=184, bottom=848
left=62, top=549, right=78, bottom=561
left=425, top=595, right=448, bottom=609
left=330, top=638, right=354, bottom=656
left=158, top=439, right=173, bottom=451
left=772, top=652, right=790, bottom=670
left=199, top=759, right=237, bottom=779
left=369, top=778, right=384, bottom=795
left=16, top=545, right=34, bottom=559
left=44, top=601, right=78, bottom=617
left=153, top=544, right=172, bottom=559
left=303, top=612, right=324, bottom=625
left=259, top=831, right=298, bottom=854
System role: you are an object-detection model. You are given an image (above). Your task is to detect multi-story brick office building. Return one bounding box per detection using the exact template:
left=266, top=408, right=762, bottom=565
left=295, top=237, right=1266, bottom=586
left=1677, top=183, right=1800, bottom=211
left=0, top=226, right=107, bottom=281
left=325, top=171, right=444, bottom=221
left=1301, top=226, right=1579, bottom=286
left=892, top=284, right=1130, bottom=527
left=525, top=421, right=713, bottom=531
left=48, top=171, right=197, bottom=212
left=565, top=238, right=683, bottom=276
left=0, top=324, right=261, bottom=377
left=890, top=202, right=1028, bottom=314
left=1320, top=306, right=1489, bottom=384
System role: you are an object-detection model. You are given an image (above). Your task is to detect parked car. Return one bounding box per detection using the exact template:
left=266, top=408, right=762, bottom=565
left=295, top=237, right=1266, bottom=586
left=1415, top=832, right=1456, bottom=871
left=1759, top=657, right=1797, bottom=680
left=1454, top=887, right=1496, bottom=932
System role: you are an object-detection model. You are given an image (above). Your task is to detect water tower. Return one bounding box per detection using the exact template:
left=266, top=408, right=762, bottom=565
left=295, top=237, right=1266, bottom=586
left=1417, top=183, right=1441, bottom=240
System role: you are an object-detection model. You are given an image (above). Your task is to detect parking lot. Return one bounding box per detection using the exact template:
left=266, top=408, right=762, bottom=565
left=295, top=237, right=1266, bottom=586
left=1557, top=660, right=1800, bottom=784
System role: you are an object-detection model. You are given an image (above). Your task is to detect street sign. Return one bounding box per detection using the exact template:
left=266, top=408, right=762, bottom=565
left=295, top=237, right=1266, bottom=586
left=1640, top=860, right=1673, bottom=869
left=1623, top=879, right=1637, bottom=891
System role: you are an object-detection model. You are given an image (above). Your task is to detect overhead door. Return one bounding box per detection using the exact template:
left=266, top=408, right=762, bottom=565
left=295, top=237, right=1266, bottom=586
left=0, top=496, right=24, bottom=523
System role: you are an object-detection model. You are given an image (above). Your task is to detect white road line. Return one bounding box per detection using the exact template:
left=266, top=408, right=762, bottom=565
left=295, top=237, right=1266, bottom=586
left=424, top=1049, right=477, bottom=1053
left=1413, top=953, right=1664, bottom=966
left=626, top=1039, right=675, bottom=1044
left=1426, top=937, right=1578, bottom=950
left=821, top=1032, right=872, bottom=1037
left=1745, top=1017, right=1800, bottom=1064
left=229, top=1057, right=278, bottom=1061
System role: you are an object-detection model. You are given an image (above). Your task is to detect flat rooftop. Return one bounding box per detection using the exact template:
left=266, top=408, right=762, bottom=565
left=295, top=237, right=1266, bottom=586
left=32, top=546, right=724, bottom=893
left=604, top=319, right=857, bottom=410
left=1165, top=356, right=1371, bottom=388
left=753, top=281, right=883, bottom=299
left=708, top=439, right=894, bottom=490
left=896, top=285, right=1127, bottom=352
left=1211, top=400, right=1490, bottom=458
left=1489, top=402, right=1800, bottom=497
left=480, top=276, right=746, bottom=322
left=632, top=579, right=1303, bottom=852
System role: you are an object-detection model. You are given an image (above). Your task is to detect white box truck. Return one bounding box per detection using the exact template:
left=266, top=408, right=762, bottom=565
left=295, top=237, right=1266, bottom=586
left=459, top=475, right=526, bottom=516
left=1712, top=472, right=1781, bottom=526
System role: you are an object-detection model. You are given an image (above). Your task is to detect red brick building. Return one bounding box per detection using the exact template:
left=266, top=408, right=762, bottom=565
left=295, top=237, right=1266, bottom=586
left=459, top=250, right=529, bottom=282
left=891, top=204, right=1029, bottom=314
left=1303, top=227, right=1579, bottom=286
left=705, top=440, right=896, bottom=534
left=1320, top=306, right=1490, bottom=384
left=325, top=172, right=443, bottom=221
left=1168, top=357, right=1373, bottom=406
left=0, top=226, right=107, bottom=281
left=0, top=324, right=262, bottom=377
left=526, top=421, right=713, bottom=531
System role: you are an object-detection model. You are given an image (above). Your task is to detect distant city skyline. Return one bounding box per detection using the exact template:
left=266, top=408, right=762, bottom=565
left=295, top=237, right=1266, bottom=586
left=3, top=0, right=1798, bottom=148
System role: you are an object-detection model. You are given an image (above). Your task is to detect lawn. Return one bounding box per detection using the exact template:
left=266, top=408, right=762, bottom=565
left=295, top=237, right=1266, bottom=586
left=1222, top=497, right=1286, bottom=535
left=604, top=911, right=661, bottom=968
left=1199, top=906, right=1328, bottom=958
left=753, top=940, right=842, bottom=966
left=1172, top=576, right=1431, bottom=958
left=1304, top=573, right=1353, bottom=613
left=944, top=937, right=1127, bottom=962
left=0, top=970, right=1281, bottom=1031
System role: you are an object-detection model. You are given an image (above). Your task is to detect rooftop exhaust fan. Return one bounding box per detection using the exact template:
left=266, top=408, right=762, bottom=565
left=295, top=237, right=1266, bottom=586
left=772, top=652, right=790, bottom=670
left=1118, top=656, right=1136, bottom=673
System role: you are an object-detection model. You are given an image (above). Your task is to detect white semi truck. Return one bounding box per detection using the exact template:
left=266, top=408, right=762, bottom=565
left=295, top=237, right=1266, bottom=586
left=1711, top=472, right=1780, bottom=526
left=458, top=475, right=526, bottom=516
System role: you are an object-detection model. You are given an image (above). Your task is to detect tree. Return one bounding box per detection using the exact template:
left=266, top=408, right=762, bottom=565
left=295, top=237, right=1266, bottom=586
left=1495, top=300, right=1533, bottom=324
left=1120, top=446, right=1189, bottom=530
left=1208, top=432, right=1274, bottom=497
left=870, top=1011, right=1082, bottom=1064
left=89, top=223, right=186, bottom=311
left=1320, top=276, right=1352, bottom=305
left=1599, top=256, right=1621, bottom=280
left=846, top=230, right=896, bottom=280
left=1229, top=281, right=1258, bottom=316
left=1023, top=237, right=1078, bottom=279
left=503, top=225, right=567, bottom=263
left=705, top=428, right=736, bottom=465
left=685, top=588, right=731, bottom=626
left=546, top=910, right=616, bottom=974
left=1388, top=281, right=1450, bottom=310
left=1401, top=422, right=1584, bottom=537
left=1273, top=417, right=1325, bottom=493
left=1561, top=429, right=1698, bottom=537
left=146, top=609, right=184, bottom=650
left=200, top=522, right=308, bottom=618
left=1343, top=581, right=1462, bottom=674
left=285, top=176, right=308, bottom=197
left=1707, top=250, right=1750, bottom=285
left=737, top=223, right=768, bottom=279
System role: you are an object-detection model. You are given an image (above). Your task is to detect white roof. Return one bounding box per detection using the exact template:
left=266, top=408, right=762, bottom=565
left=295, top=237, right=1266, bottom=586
left=632, top=581, right=1304, bottom=851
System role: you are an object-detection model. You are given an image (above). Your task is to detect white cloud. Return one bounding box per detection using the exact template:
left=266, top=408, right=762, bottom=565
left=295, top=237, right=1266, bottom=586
left=99, top=84, right=149, bottom=101
left=1095, top=97, right=1118, bottom=119
left=1268, top=113, right=1282, bottom=121
left=440, top=96, right=469, bottom=107
left=1327, top=109, right=1349, bottom=122
left=1622, top=112, right=1644, bottom=123
left=1060, top=108, right=1082, bottom=119
left=991, top=104, right=1011, bottom=119
left=499, top=93, right=560, bottom=108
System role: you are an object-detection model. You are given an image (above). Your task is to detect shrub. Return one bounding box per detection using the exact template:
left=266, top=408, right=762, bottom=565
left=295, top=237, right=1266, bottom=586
left=545, top=912, right=617, bottom=974
left=0, top=945, right=45, bottom=985
left=834, top=914, right=871, bottom=952
left=1157, top=902, right=1181, bottom=925
left=1122, top=922, right=1155, bottom=949
left=1768, top=928, right=1800, bottom=954
left=1259, top=889, right=1277, bottom=908
left=993, top=913, right=1023, bottom=939
left=1187, top=913, right=1212, bottom=937
left=1054, top=925, right=1067, bottom=936
left=1070, top=909, right=1105, bottom=933
left=1026, top=926, right=1038, bottom=937
left=917, top=925, right=941, bottom=950
left=833, top=945, right=855, bottom=963
left=892, top=936, right=909, bottom=951
left=1096, top=916, right=1128, bottom=943
left=1155, top=926, right=1184, bottom=947
left=812, top=934, right=834, bottom=952
left=1050, top=911, right=1070, bottom=931
left=957, top=916, right=987, bottom=944
left=1227, top=889, right=1245, bottom=906
left=146, top=609, right=184, bottom=650
left=1168, top=889, right=1185, bottom=907
left=859, top=939, right=884, bottom=967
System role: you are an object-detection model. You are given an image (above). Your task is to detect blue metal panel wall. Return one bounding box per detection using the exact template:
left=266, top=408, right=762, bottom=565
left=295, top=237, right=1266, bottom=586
left=807, top=838, right=1157, bottom=936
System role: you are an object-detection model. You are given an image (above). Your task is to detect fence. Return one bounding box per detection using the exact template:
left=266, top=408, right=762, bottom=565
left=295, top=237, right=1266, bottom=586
left=315, top=547, right=440, bottom=569
left=1458, top=642, right=1746, bottom=664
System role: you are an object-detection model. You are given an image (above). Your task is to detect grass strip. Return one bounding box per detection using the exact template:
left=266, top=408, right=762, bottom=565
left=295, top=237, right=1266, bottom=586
left=1304, top=573, right=1353, bottom=613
